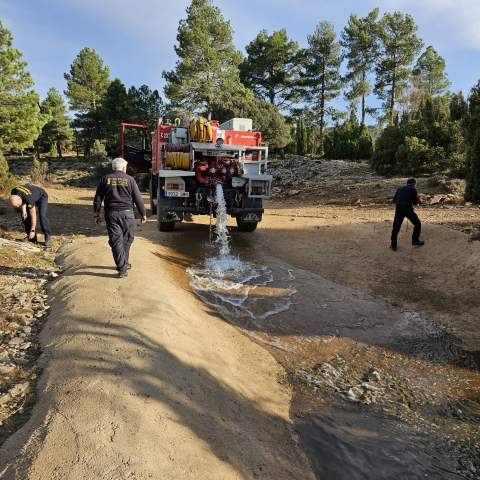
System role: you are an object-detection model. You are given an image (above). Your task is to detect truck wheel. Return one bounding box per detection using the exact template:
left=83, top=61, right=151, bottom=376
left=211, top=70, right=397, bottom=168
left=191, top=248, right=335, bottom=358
left=150, top=175, right=158, bottom=215
left=236, top=218, right=258, bottom=232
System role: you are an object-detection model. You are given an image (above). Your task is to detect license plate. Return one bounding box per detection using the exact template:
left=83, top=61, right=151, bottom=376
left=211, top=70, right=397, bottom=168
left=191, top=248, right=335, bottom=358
left=165, top=191, right=189, bottom=197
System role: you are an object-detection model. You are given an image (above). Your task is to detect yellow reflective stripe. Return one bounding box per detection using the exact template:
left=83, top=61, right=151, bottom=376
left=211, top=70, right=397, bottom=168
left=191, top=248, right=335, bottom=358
left=15, top=186, right=32, bottom=195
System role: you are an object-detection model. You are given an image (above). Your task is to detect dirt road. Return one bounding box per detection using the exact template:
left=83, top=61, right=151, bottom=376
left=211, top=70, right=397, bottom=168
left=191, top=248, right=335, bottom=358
left=1, top=179, right=480, bottom=479
left=0, top=222, right=315, bottom=480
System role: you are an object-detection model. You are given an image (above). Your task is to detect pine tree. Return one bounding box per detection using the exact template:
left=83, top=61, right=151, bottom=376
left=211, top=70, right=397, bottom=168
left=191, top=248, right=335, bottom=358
left=128, top=85, right=164, bottom=125
left=0, top=21, right=45, bottom=154
left=302, top=21, right=342, bottom=157
left=64, top=47, right=111, bottom=112
left=449, top=91, right=468, bottom=121
left=375, top=12, right=423, bottom=125
left=413, top=46, right=450, bottom=96
left=341, top=9, right=380, bottom=125
left=36, top=88, right=73, bottom=157
left=465, top=82, right=480, bottom=202
left=99, top=79, right=131, bottom=153
left=163, top=0, right=246, bottom=115
left=240, top=29, right=302, bottom=109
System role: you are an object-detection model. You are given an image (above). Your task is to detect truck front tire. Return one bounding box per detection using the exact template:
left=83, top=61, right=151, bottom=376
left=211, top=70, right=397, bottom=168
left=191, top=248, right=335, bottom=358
left=236, top=218, right=258, bottom=232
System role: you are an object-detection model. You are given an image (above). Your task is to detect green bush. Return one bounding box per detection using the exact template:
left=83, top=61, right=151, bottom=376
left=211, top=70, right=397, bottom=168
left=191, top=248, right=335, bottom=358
left=0, top=150, right=16, bottom=193
left=88, top=139, right=107, bottom=162
left=30, top=157, right=49, bottom=184
left=371, top=124, right=405, bottom=174
left=324, top=121, right=373, bottom=160
left=395, top=136, right=447, bottom=175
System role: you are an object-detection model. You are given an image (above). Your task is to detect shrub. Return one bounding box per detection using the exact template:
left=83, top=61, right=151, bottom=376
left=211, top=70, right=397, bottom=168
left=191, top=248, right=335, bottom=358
left=396, top=136, right=447, bottom=175
left=0, top=150, right=16, bottom=193
left=88, top=140, right=107, bottom=162
left=30, top=157, right=49, bottom=184
left=371, top=125, right=404, bottom=175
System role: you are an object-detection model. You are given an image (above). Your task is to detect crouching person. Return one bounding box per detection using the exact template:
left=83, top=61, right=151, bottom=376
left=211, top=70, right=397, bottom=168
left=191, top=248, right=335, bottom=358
left=93, top=157, right=147, bottom=278
left=9, top=184, right=52, bottom=246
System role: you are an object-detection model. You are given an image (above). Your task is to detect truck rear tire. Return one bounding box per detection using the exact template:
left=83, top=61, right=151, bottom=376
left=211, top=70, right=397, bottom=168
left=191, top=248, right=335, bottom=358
left=236, top=197, right=262, bottom=232
left=236, top=218, right=258, bottom=232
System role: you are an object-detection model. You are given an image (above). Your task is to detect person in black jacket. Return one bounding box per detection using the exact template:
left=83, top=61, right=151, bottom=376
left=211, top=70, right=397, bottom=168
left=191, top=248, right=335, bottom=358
left=94, top=157, right=147, bottom=278
left=8, top=184, right=52, bottom=246
left=391, top=178, right=425, bottom=251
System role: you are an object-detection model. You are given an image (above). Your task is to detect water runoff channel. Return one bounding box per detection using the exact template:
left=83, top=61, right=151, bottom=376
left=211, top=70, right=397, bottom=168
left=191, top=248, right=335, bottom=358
left=186, top=184, right=480, bottom=480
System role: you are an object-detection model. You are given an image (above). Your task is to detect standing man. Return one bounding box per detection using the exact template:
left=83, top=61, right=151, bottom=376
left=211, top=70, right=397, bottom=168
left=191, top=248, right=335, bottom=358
left=390, top=178, right=425, bottom=251
left=8, top=184, right=52, bottom=246
left=94, top=157, right=147, bottom=278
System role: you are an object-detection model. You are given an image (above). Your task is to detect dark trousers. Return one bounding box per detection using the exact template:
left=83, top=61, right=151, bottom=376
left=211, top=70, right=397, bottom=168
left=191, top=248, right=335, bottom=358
left=391, top=207, right=421, bottom=247
left=105, top=210, right=136, bottom=272
left=22, top=194, right=51, bottom=240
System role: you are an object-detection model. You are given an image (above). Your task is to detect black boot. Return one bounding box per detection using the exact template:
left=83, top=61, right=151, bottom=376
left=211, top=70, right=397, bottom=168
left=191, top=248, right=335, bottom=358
left=412, top=240, right=425, bottom=247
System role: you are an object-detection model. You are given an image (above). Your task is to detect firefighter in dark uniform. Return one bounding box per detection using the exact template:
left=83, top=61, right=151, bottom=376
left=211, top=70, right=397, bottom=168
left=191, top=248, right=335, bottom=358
left=8, top=184, right=52, bottom=246
left=390, top=178, right=425, bottom=251
left=94, top=157, right=147, bottom=278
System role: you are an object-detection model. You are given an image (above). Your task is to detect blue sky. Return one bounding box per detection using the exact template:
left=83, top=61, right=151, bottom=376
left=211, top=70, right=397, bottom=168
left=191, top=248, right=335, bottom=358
left=2, top=0, right=480, bottom=119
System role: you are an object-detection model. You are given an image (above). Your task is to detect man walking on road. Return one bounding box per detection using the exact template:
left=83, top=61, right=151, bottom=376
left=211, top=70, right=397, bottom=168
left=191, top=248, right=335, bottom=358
left=8, top=184, right=52, bottom=246
left=94, top=157, right=147, bottom=278
left=390, top=178, right=425, bottom=251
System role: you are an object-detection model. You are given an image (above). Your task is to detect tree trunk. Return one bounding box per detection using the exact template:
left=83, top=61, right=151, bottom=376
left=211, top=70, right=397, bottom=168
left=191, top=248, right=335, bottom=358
left=319, top=65, right=326, bottom=158
left=361, top=70, right=366, bottom=126
left=56, top=141, right=63, bottom=158
left=390, top=69, right=396, bottom=125
left=390, top=48, right=397, bottom=125
left=269, top=88, right=275, bottom=105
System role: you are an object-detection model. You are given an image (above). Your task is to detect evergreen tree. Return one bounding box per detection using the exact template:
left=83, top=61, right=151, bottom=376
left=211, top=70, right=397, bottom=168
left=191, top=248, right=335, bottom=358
left=413, top=46, right=450, bottom=96
left=302, top=21, right=342, bottom=157
left=99, top=79, right=131, bottom=154
left=0, top=21, right=45, bottom=154
left=465, top=82, right=480, bottom=201
left=213, top=94, right=290, bottom=150
left=163, top=0, right=246, bottom=115
left=64, top=47, right=111, bottom=111
left=375, top=12, right=423, bottom=124
left=449, top=91, right=468, bottom=121
left=324, top=110, right=373, bottom=160
left=128, top=85, right=164, bottom=125
left=65, top=48, right=111, bottom=152
left=36, top=88, right=73, bottom=157
left=341, top=9, right=380, bottom=125
left=296, top=119, right=307, bottom=156
left=240, top=29, right=302, bottom=109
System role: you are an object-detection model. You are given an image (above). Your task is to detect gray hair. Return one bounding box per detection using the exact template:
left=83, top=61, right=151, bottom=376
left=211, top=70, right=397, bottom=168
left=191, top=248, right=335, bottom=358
left=112, top=157, right=128, bottom=171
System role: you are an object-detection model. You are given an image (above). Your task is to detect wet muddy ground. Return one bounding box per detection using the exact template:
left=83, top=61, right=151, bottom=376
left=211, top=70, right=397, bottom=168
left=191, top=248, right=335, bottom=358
left=159, top=211, right=480, bottom=480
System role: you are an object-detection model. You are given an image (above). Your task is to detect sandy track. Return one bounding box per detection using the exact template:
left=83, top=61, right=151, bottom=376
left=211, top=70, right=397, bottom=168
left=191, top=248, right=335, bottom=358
left=0, top=227, right=314, bottom=480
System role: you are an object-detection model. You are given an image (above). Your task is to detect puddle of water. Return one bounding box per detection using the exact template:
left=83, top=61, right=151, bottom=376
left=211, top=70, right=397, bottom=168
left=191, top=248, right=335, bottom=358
left=187, top=184, right=296, bottom=327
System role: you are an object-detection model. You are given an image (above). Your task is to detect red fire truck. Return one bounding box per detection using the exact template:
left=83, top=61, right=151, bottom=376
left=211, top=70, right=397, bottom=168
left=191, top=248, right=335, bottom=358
left=120, top=117, right=272, bottom=232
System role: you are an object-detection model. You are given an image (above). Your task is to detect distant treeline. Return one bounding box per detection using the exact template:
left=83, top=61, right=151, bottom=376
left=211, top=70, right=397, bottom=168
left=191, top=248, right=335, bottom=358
left=2, top=1, right=480, bottom=199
